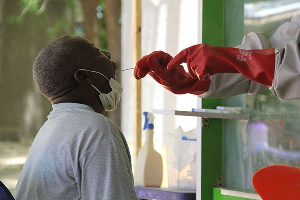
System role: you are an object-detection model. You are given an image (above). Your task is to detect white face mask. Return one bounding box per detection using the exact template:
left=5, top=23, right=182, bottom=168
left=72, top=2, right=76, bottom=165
left=78, top=69, right=123, bottom=111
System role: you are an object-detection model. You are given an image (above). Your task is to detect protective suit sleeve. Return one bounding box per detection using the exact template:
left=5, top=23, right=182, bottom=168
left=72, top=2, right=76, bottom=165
left=269, top=14, right=300, bottom=49
left=270, top=30, right=300, bottom=100
left=267, top=14, right=300, bottom=100
left=200, top=73, right=268, bottom=98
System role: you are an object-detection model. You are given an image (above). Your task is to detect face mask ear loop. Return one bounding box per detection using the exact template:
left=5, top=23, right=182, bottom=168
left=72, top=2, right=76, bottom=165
left=91, top=84, right=101, bottom=94
left=78, top=69, right=110, bottom=81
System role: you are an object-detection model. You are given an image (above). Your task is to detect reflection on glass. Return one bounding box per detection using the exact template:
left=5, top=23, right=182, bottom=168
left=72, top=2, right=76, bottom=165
left=247, top=120, right=300, bottom=190
left=244, top=0, right=300, bottom=37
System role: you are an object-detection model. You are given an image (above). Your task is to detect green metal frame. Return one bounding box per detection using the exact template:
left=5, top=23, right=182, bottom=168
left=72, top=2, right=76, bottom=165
left=201, top=1, right=248, bottom=199
left=201, top=1, right=224, bottom=200
left=213, top=188, right=255, bottom=200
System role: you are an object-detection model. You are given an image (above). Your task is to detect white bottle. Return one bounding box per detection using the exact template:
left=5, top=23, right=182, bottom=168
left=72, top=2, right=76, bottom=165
left=134, top=112, right=163, bottom=187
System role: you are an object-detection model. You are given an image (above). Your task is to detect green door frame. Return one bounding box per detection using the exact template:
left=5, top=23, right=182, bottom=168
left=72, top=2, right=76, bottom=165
left=201, top=1, right=257, bottom=199
left=201, top=0, right=224, bottom=199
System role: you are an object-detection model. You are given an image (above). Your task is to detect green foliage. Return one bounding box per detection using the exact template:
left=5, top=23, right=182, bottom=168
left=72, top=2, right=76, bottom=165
left=46, top=18, right=73, bottom=36
left=13, top=0, right=107, bottom=47
left=7, top=15, right=22, bottom=25
left=20, top=0, right=40, bottom=13
left=14, top=0, right=75, bottom=38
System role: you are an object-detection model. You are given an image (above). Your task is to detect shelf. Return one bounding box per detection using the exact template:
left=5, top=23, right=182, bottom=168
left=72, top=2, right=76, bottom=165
left=219, top=188, right=261, bottom=200
left=135, top=187, right=196, bottom=200
left=213, top=188, right=261, bottom=200
left=152, top=109, right=249, bottom=120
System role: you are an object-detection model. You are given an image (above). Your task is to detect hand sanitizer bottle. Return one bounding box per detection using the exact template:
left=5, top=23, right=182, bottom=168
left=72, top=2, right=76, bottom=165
left=134, top=112, right=163, bottom=187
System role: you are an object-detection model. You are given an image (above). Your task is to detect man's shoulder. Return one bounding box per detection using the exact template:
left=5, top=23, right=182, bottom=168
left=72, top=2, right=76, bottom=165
left=59, top=109, right=108, bottom=127
left=48, top=107, right=125, bottom=147
left=64, top=110, right=123, bottom=140
left=79, top=111, right=120, bottom=133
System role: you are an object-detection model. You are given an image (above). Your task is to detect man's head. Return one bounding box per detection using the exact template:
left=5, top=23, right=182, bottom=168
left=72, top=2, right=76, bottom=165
left=33, top=35, right=117, bottom=113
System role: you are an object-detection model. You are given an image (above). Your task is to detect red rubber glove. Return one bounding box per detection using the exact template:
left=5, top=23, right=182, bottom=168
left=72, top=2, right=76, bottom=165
left=134, top=51, right=170, bottom=79
left=134, top=51, right=210, bottom=95
left=168, top=44, right=276, bottom=86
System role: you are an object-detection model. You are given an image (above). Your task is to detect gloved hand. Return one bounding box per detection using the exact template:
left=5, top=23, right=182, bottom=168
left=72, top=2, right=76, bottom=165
left=168, top=44, right=276, bottom=86
left=134, top=51, right=210, bottom=94
left=134, top=51, right=171, bottom=79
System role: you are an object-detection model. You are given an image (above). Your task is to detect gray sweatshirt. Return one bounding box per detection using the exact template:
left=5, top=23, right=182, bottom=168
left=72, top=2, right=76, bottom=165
left=15, top=103, right=137, bottom=200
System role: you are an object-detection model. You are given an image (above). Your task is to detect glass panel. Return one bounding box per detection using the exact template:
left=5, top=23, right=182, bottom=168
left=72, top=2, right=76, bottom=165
left=223, top=0, right=300, bottom=192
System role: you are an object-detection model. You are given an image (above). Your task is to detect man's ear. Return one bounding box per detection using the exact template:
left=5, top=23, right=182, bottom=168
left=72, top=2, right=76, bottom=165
left=74, top=70, right=95, bottom=84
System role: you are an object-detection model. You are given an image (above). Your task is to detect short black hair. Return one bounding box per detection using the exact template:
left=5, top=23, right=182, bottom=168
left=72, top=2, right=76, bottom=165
left=33, top=35, right=93, bottom=98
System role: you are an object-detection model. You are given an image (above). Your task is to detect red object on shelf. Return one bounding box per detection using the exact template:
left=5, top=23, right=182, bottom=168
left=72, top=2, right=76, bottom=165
left=252, top=165, right=300, bottom=200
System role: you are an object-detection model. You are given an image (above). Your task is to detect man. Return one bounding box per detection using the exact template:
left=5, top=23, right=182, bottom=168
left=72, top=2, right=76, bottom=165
left=15, top=36, right=138, bottom=200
